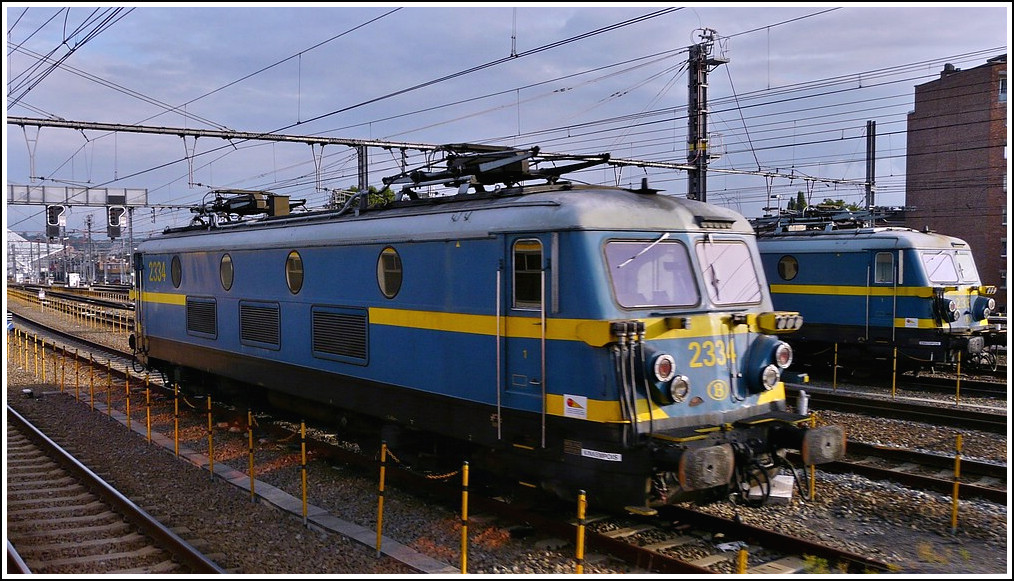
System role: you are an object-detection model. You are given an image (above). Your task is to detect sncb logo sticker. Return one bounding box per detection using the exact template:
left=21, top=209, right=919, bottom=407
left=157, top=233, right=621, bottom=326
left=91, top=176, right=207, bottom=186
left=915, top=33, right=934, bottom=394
left=707, top=379, right=728, bottom=401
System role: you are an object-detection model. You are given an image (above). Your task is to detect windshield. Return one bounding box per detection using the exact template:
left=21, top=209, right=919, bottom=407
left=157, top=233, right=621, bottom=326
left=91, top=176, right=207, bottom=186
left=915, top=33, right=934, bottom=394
left=954, top=252, right=980, bottom=283
left=695, top=239, right=763, bottom=305
left=605, top=239, right=699, bottom=308
left=922, top=250, right=980, bottom=284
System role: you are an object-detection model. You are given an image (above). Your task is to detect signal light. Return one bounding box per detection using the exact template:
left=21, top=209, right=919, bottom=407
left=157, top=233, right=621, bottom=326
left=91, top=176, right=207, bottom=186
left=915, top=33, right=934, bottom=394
left=107, top=205, right=126, bottom=238
left=46, top=205, right=66, bottom=238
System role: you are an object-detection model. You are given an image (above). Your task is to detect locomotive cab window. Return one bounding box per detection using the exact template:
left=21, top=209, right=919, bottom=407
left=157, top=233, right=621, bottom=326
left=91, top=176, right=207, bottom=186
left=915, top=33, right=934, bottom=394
left=695, top=239, right=762, bottom=305
left=777, top=255, right=799, bottom=281
left=377, top=246, right=403, bottom=299
left=220, top=253, right=234, bottom=291
left=605, top=239, right=699, bottom=308
left=921, top=251, right=958, bottom=283
left=285, top=250, right=304, bottom=294
left=954, top=252, right=980, bottom=283
left=513, top=239, right=543, bottom=309
left=874, top=252, right=894, bottom=283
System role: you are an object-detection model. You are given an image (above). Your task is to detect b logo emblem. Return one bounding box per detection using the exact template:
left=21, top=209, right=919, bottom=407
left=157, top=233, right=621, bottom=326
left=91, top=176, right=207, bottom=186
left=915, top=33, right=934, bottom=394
left=707, top=379, right=728, bottom=401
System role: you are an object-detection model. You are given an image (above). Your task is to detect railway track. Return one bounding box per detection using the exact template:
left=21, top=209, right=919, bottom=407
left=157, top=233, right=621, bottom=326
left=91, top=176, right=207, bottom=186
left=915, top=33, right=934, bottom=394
left=789, top=442, right=1006, bottom=503
left=787, top=385, right=1006, bottom=434
left=278, top=422, right=895, bottom=574
left=6, top=406, right=224, bottom=575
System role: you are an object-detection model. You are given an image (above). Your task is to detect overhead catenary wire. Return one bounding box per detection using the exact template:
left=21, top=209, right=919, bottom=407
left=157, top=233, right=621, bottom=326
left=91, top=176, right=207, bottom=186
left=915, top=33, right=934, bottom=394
left=5, top=6, right=1004, bottom=234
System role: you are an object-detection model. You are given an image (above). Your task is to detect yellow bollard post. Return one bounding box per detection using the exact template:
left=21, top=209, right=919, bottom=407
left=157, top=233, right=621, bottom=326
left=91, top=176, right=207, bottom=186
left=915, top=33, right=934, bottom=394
left=145, top=379, right=152, bottom=443
left=42, top=339, right=46, bottom=383
left=460, top=461, right=469, bottom=574
left=301, top=421, right=308, bottom=526
left=106, top=360, right=112, bottom=417
left=248, top=409, right=256, bottom=501
left=575, top=490, right=587, bottom=574
left=89, top=355, right=95, bottom=411
left=207, top=397, right=215, bottom=481
left=376, top=441, right=387, bottom=557
left=891, top=347, right=897, bottom=398
left=737, top=548, right=748, bottom=574
left=174, top=383, right=180, bottom=456
left=809, top=415, right=817, bottom=500
left=125, top=369, right=131, bottom=431
left=955, top=351, right=962, bottom=405
left=951, top=434, right=962, bottom=534
left=60, top=345, right=66, bottom=393
left=75, top=349, right=80, bottom=400
left=33, top=335, right=39, bottom=378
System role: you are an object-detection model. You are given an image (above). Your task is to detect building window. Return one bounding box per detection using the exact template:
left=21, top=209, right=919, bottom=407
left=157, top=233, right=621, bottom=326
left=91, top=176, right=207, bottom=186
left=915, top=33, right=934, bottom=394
left=999, top=75, right=1007, bottom=103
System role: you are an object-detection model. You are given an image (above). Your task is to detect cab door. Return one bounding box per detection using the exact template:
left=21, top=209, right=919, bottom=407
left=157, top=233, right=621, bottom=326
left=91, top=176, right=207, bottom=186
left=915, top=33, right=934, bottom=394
left=867, top=250, right=897, bottom=341
left=502, top=236, right=549, bottom=409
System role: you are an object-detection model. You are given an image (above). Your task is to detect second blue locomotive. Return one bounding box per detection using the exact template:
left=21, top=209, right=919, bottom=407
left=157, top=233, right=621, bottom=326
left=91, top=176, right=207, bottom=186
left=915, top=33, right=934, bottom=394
left=754, top=211, right=997, bottom=373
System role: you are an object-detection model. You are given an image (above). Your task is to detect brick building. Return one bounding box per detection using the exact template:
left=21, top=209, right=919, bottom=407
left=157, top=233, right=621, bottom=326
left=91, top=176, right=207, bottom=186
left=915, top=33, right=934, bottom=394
left=905, top=54, right=1008, bottom=313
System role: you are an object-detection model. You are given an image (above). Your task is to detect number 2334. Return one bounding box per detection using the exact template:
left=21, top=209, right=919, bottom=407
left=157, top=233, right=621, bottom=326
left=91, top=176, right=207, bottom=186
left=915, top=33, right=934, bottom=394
left=687, top=340, right=736, bottom=367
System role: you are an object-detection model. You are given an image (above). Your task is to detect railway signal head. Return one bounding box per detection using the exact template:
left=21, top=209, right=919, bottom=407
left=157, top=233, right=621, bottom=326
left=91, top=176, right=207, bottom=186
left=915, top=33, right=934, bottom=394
left=107, top=205, right=126, bottom=238
left=46, top=205, right=66, bottom=238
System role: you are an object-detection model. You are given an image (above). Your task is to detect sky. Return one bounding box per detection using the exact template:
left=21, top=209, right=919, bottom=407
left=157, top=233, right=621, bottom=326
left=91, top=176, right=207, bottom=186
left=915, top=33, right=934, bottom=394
left=3, top=2, right=1011, bottom=245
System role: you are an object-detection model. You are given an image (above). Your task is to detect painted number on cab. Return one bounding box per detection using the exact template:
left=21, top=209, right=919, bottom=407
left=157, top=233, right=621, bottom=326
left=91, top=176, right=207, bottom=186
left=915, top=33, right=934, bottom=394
left=148, top=260, right=167, bottom=282
left=687, top=340, right=736, bottom=368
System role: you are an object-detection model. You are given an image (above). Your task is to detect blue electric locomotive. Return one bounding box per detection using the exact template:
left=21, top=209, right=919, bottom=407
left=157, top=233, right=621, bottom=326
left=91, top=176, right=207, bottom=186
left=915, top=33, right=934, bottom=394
left=130, top=145, right=844, bottom=511
left=754, top=212, right=997, bottom=373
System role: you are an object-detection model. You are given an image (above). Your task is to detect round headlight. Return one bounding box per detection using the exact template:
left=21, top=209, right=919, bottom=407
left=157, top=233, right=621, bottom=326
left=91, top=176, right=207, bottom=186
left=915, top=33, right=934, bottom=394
left=669, top=375, right=690, bottom=402
left=774, top=341, right=793, bottom=369
left=760, top=364, right=780, bottom=390
left=653, top=354, right=676, bottom=383
left=975, top=297, right=996, bottom=320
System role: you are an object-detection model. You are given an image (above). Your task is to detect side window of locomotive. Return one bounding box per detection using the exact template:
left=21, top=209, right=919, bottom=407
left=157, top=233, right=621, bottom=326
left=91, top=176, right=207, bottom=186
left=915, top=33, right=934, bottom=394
left=777, top=255, right=799, bottom=281
left=377, top=246, right=403, bottom=299
left=513, top=239, right=542, bottom=309
left=921, top=251, right=958, bottom=283
left=694, top=240, right=762, bottom=305
left=874, top=252, right=894, bottom=284
left=220, top=253, right=234, bottom=291
left=285, top=250, right=304, bottom=294
left=605, top=240, right=698, bottom=308
left=171, top=255, right=182, bottom=288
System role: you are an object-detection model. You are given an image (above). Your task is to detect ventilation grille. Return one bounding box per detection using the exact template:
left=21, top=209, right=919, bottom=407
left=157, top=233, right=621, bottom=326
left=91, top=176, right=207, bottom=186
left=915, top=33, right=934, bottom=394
left=240, top=303, right=280, bottom=348
left=312, top=308, right=368, bottom=363
left=186, top=298, right=217, bottom=337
